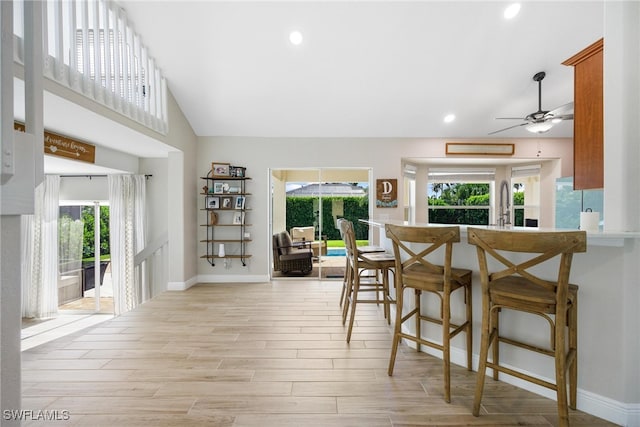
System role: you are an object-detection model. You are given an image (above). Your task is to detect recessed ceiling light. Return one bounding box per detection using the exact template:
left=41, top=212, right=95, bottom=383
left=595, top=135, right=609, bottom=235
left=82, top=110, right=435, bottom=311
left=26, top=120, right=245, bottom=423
left=289, top=31, right=303, bottom=45
left=444, top=114, right=456, bottom=123
left=504, top=3, right=521, bottom=20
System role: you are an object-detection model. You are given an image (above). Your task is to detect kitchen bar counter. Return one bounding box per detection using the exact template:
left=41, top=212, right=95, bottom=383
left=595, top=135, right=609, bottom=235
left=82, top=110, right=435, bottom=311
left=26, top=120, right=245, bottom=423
left=363, top=218, right=640, bottom=247
left=362, top=219, right=639, bottom=426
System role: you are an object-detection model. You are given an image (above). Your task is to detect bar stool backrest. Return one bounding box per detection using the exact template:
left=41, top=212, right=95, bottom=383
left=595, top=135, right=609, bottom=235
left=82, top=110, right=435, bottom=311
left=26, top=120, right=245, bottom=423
left=467, top=228, right=587, bottom=295
left=340, top=220, right=358, bottom=262
left=384, top=224, right=462, bottom=285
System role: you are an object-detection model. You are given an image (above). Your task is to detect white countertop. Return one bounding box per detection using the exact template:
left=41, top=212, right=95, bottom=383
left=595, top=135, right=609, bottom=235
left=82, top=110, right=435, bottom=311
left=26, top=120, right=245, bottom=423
left=361, top=218, right=640, bottom=247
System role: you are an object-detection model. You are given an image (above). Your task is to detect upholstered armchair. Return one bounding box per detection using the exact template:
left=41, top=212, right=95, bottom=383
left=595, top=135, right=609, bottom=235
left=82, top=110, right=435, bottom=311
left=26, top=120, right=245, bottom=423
left=290, top=226, right=327, bottom=257
left=272, top=231, right=313, bottom=275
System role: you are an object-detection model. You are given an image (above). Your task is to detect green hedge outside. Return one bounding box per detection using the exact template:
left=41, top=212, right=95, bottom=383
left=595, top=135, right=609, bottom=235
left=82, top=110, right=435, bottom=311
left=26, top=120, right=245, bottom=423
left=427, top=191, right=524, bottom=225
left=286, top=196, right=370, bottom=241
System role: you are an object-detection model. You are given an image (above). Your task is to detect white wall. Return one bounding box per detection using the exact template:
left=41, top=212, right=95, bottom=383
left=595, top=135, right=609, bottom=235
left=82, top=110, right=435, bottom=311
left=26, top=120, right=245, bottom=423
left=164, top=90, right=198, bottom=288
left=139, top=158, right=168, bottom=244
left=195, top=136, right=573, bottom=279
left=603, top=1, right=640, bottom=232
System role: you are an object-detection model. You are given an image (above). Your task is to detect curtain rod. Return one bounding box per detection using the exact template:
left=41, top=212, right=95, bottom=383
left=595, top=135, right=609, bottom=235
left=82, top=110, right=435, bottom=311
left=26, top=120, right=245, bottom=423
left=59, top=174, right=153, bottom=179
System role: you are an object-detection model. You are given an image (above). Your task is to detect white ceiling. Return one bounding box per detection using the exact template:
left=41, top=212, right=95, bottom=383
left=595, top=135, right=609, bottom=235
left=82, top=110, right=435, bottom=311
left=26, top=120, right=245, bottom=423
left=19, top=1, right=605, bottom=175
left=119, top=0, right=604, bottom=139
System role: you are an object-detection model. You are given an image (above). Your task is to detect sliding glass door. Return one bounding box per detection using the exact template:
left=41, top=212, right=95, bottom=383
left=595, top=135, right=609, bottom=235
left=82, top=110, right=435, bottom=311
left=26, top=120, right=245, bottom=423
left=270, top=168, right=372, bottom=280
left=58, top=202, right=113, bottom=314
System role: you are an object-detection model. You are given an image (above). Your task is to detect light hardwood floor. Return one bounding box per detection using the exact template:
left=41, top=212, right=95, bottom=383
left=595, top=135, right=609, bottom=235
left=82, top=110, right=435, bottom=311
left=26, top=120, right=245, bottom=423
left=22, top=281, right=616, bottom=426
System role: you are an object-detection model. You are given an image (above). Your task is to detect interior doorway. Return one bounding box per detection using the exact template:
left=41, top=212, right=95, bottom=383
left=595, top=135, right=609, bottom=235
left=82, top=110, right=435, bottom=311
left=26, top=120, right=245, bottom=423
left=270, top=168, right=373, bottom=280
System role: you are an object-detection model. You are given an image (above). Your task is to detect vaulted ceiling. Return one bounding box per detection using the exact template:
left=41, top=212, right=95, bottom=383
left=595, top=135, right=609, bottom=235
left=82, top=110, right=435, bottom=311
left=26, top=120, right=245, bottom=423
left=119, top=1, right=603, bottom=139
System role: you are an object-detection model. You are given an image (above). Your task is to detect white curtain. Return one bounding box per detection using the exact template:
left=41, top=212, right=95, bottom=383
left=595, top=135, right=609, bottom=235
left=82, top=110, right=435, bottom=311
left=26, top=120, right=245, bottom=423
left=21, top=175, right=60, bottom=319
left=108, top=175, right=146, bottom=315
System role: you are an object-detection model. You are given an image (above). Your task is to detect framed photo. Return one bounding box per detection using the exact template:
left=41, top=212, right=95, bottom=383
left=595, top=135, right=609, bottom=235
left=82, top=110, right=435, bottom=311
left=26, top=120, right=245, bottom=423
left=206, top=196, right=219, bottom=209
left=212, top=182, right=225, bottom=194
left=234, top=196, right=245, bottom=210
left=221, top=197, right=233, bottom=209
left=232, top=211, right=245, bottom=225
left=212, top=162, right=230, bottom=177
left=230, top=166, right=246, bottom=177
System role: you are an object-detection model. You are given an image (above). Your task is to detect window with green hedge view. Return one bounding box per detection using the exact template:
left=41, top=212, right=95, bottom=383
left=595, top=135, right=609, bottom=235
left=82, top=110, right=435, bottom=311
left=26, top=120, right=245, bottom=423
left=286, top=196, right=370, bottom=241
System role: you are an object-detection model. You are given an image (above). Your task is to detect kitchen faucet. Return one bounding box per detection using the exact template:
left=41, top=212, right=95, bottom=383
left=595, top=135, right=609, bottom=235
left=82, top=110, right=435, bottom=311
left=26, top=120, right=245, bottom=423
left=498, top=180, right=511, bottom=227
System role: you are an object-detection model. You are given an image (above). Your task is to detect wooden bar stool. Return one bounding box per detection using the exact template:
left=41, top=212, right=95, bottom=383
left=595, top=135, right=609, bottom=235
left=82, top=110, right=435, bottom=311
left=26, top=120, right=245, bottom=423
left=337, top=219, right=385, bottom=308
left=385, top=224, right=472, bottom=403
left=467, top=227, right=587, bottom=427
left=341, top=220, right=395, bottom=342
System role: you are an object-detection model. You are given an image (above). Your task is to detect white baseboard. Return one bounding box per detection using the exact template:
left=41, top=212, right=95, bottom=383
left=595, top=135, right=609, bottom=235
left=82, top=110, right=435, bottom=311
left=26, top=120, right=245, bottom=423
left=197, top=274, right=270, bottom=284
left=167, top=275, right=198, bottom=291
left=167, top=274, right=269, bottom=289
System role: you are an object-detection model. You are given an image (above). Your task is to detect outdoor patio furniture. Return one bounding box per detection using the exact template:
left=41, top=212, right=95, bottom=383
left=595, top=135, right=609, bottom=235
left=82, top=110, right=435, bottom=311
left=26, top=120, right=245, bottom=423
left=272, top=231, right=313, bottom=275
left=290, top=226, right=327, bottom=257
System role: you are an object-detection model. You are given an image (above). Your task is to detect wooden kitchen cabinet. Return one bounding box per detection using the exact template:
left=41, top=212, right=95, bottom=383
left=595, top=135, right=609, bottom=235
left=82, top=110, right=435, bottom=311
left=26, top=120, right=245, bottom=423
left=563, top=38, right=603, bottom=190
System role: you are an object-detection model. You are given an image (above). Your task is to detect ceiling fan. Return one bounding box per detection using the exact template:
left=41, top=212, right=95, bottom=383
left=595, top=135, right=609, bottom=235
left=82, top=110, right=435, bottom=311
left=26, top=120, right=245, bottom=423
left=489, top=71, right=573, bottom=135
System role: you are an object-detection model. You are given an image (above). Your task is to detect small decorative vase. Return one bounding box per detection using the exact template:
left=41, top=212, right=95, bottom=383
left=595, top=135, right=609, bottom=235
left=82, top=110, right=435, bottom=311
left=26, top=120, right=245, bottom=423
left=218, top=243, right=225, bottom=258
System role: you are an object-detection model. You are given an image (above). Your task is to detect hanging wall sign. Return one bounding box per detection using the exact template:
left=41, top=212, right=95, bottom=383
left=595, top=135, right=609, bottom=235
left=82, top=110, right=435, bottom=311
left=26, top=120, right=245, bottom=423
left=14, top=122, right=96, bottom=164
left=376, top=178, right=397, bottom=208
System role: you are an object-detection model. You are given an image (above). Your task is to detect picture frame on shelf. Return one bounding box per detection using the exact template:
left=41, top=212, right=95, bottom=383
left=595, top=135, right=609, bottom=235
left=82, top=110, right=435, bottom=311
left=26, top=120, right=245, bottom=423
left=212, top=182, right=225, bottom=194
left=234, top=196, right=245, bottom=210
left=232, top=211, right=245, bottom=225
left=230, top=166, right=246, bottom=177
left=222, top=197, right=233, bottom=209
left=212, top=162, right=230, bottom=177
left=206, top=196, right=219, bottom=209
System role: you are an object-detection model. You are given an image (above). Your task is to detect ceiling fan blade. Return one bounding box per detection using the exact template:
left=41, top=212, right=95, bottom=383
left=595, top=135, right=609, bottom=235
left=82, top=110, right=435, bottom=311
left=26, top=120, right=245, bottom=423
left=550, top=113, right=574, bottom=121
left=488, top=122, right=528, bottom=135
left=546, top=101, right=574, bottom=118
left=495, top=117, right=526, bottom=120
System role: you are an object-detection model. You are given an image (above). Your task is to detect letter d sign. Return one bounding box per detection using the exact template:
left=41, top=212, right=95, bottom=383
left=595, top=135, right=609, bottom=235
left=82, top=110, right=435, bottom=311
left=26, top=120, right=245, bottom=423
left=382, top=180, right=393, bottom=194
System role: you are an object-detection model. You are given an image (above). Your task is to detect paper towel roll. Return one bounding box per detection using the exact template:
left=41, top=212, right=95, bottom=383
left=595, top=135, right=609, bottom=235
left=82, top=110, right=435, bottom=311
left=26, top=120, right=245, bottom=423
left=580, top=211, right=600, bottom=232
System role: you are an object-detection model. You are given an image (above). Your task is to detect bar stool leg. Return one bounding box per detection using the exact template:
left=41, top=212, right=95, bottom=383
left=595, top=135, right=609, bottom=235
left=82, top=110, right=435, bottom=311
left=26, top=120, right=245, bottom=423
left=569, top=297, right=578, bottom=410
left=339, top=257, right=350, bottom=307
left=491, top=308, right=500, bottom=381
left=346, top=274, right=360, bottom=343
left=442, top=290, right=451, bottom=403
left=555, top=309, right=569, bottom=427
left=473, top=298, right=492, bottom=416
left=341, top=268, right=353, bottom=325
left=388, top=281, right=403, bottom=376
left=382, top=267, right=392, bottom=325
left=415, top=289, right=421, bottom=353
left=465, top=283, right=473, bottom=371
left=555, top=326, right=569, bottom=426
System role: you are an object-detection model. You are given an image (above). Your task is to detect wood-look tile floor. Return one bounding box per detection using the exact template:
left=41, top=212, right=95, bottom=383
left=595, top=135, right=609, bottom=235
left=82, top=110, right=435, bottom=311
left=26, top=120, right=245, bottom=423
left=22, top=281, right=616, bottom=426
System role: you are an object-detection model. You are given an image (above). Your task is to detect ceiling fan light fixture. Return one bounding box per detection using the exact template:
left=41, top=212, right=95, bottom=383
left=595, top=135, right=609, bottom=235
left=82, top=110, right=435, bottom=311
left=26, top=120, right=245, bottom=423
left=551, top=117, right=563, bottom=124
left=525, top=122, right=553, bottom=134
